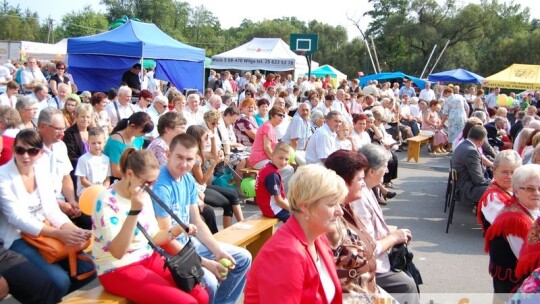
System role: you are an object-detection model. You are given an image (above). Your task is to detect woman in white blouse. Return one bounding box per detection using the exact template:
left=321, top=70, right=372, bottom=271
left=0, top=129, right=95, bottom=297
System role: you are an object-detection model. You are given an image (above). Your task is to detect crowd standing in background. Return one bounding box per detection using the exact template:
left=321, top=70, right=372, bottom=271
left=1, top=56, right=540, bottom=303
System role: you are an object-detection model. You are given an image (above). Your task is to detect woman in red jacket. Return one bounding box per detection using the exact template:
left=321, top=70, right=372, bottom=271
left=244, top=164, right=347, bottom=304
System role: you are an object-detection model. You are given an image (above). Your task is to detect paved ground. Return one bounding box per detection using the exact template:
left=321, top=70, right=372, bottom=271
left=5, top=145, right=493, bottom=303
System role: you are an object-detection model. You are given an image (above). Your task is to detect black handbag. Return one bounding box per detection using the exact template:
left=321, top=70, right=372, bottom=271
left=388, top=243, right=423, bottom=293
left=137, top=185, right=205, bottom=292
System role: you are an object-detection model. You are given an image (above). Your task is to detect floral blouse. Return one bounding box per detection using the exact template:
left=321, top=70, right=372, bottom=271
left=91, top=187, right=158, bottom=275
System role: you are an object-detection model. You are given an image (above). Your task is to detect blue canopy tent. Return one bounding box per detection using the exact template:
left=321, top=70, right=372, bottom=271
left=428, top=68, right=483, bottom=84
left=359, top=72, right=429, bottom=89
left=67, top=20, right=205, bottom=92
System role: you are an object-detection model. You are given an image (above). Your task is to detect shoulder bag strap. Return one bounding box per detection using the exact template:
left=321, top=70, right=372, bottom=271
left=142, top=185, right=190, bottom=232
left=113, top=101, right=121, bottom=123
left=136, top=221, right=170, bottom=258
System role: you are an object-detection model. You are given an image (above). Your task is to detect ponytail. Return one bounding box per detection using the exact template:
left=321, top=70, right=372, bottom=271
left=118, top=148, right=159, bottom=177
left=111, top=118, right=130, bottom=135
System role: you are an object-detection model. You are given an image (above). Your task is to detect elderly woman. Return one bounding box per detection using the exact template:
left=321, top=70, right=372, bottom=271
left=62, top=94, right=81, bottom=127
left=92, top=148, right=208, bottom=303
left=0, top=130, right=96, bottom=297
left=254, top=98, right=270, bottom=126
left=484, top=164, right=540, bottom=299
left=370, top=106, right=399, bottom=190
left=422, top=100, right=449, bottom=154
left=355, top=143, right=419, bottom=304
left=15, top=96, right=37, bottom=130
left=325, top=150, right=391, bottom=301
left=310, top=109, right=325, bottom=134
left=234, top=98, right=258, bottom=150
left=0, top=106, right=21, bottom=166
left=133, top=89, right=152, bottom=113
left=352, top=113, right=372, bottom=149
left=478, top=150, right=522, bottom=232
left=91, top=92, right=112, bottom=136
left=245, top=165, right=346, bottom=304
left=440, top=87, right=468, bottom=149
left=171, top=95, right=187, bottom=113
left=513, top=217, right=540, bottom=298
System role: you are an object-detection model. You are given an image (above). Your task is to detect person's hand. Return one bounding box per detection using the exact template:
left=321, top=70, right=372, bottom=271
left=130, top=186, right=145, bottom=211
left=56, top=228, right=90, bottom=247
left=215, top=250, right=236, bottom=267
left=185, top=224, right=198, bottom=236
left=392, top=229, right=412, bottom=245
left=203, top=258, right=229, bottom=281
left=68, top=201, right=82, bottom=218
left=58, top=201, right=78, bottom=218
left=0, top=276, right=8, bottom=301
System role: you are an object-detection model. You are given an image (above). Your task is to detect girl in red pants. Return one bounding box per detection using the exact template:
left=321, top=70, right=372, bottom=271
left=91, top=148, right=208, bottom=304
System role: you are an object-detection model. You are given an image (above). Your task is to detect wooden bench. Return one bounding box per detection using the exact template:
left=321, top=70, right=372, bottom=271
left=406, top=134, right=433, bottom=163
left=62, top=286, right=129, bottom=304
left=63, top=214, right=278, bottom=303
left=214, top=213, right=279, bottom=259
left=240, top=167, right=259, bottom=178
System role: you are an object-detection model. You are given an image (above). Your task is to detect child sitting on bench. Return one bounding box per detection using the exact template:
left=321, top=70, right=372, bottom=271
left=254, top=142, right=292, bottom=222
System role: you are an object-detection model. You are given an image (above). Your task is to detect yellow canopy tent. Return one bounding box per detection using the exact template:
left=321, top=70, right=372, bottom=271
left=483, top=64, right=540, bottom=90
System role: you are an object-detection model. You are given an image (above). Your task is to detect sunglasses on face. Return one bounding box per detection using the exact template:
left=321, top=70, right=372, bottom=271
left=14, top=146, right=41, bottom=156
left=137, top=176, right=156, bottom=187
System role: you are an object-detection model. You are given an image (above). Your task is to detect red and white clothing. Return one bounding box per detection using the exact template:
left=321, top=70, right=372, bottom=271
left=244, top=216, right=342, bottom=304
left=255, top=163, right=285, bottom=218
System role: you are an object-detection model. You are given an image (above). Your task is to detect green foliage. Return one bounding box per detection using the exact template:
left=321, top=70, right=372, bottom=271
left=1, top=0, right=538, bottom=80
left=56, top=6, right=109, bottom=38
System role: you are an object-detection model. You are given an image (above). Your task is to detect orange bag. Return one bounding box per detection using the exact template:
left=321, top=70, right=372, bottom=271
left=20, top=221, right=95, bottom=280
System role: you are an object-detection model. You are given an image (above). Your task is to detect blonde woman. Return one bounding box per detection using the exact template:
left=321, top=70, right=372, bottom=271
left=245, top=165, right=347, bottom=303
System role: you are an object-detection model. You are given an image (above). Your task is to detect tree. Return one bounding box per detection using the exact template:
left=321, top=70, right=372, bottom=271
left=56, top=6, right=109, bottom=38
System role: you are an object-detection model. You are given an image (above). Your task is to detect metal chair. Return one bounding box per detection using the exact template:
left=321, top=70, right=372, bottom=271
left=445, top=168, right=458, bottom=233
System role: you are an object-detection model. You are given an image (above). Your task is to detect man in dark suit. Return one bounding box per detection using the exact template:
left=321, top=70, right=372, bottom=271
left=509, top=111, right=525, bottom=143
left=484, top=117, right=510, bottom=150
left=452, top=125, right=491, bottom=205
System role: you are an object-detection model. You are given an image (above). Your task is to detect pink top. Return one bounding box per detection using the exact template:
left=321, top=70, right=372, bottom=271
left=249, top=122, right=277, bottom=167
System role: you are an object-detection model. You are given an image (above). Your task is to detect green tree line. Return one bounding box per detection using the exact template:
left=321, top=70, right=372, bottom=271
left=0, top=0, right=538, bottom=79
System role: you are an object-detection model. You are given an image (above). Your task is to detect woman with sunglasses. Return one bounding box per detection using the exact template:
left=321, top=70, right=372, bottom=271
left=249, top=106, right=294, bottom=190
left=104, top=112, right=154, bottom=179
left=91, top=148, right=208, bottom=304
left=49, top=61, right=71, bottom=97
left=484, top=164, right=540, bottom=301
left=0, top=129, right=96, bottom=298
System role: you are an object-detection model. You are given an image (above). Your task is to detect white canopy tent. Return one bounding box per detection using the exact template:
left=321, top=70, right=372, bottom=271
left=21, top=39, right=67, bottom=61
left=210, top=38, right=317, bottom=76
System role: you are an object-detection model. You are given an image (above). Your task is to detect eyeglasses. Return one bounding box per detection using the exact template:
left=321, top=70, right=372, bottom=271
left=47, top=124, right=65, bottom=132
left=14, top=146, right=41, bottom=156
left=519, top=186, right=540, bottom=194
left=57, top=67, right=65, bottom=70
left=137, top=176, right=156, bottom=187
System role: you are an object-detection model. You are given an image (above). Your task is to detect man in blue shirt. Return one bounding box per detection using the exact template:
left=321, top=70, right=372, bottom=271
left=152, top=134, right=251, bottom=304
left=398, top=79, right=416, bottom=98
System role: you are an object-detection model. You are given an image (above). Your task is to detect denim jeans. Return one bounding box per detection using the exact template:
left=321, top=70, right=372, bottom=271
left=10, top=238, right=96, bottom=296
left=191, top=237, right=252, bottom=304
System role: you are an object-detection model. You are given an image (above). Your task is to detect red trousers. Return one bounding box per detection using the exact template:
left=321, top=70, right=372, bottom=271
left=99, top=251, right=208, bottom=304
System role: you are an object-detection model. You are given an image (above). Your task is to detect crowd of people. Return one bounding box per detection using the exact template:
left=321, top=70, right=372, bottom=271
left=0, top=56, right=540, bottom=303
